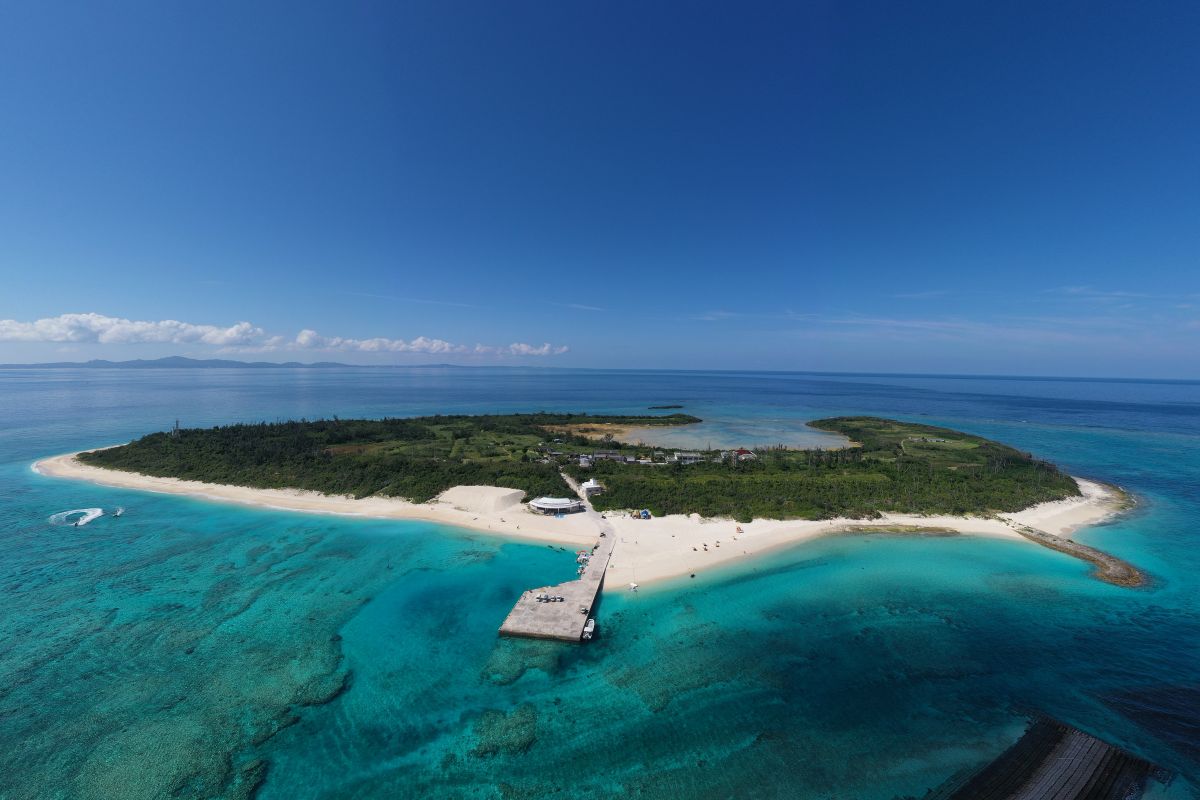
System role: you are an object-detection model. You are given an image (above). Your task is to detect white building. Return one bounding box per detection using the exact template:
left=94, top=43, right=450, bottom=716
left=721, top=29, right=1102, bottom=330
left=528, top=496, right=585, bottom=514
left=581, top=478, right=604, bottom=496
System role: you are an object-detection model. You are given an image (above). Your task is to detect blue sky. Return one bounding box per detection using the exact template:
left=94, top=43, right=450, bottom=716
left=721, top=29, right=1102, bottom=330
left=1, top=1, right=1197, bottom=376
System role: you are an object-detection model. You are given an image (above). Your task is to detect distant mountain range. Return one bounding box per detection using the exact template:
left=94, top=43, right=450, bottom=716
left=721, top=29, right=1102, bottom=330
left=0, top=356, right=467, bottom=370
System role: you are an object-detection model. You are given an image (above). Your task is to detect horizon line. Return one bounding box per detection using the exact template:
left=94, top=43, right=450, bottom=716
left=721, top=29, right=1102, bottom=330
left=1, top=355, right=1197, bottom=384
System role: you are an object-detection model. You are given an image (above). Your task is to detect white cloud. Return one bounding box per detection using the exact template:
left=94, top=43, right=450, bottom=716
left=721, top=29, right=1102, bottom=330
left=291, top=330, right=568, bottom=356
left=476, top=342, right=570, bottom=356
left=293, top=329, right=467, bottom=354
left=693, top=310, right=742, bottom=321
left=0, top=313, right=568, bottom=359
left=893, top=290, right=950, bottom=300
left=0, top=313, right=264, bottom=346
left=336, top=291, right=477, bottom=309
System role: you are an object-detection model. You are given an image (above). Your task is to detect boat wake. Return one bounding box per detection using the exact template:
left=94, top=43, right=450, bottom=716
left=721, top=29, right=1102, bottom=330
left=48, top=508, right=104, bottom=527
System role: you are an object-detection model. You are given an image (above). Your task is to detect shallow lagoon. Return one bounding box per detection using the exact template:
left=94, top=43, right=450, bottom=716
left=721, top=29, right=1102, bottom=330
left=1, top=368, right=1197, bottom=798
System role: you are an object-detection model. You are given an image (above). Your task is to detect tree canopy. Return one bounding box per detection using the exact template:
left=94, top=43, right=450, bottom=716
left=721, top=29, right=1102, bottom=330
left=80, top=413, right=1078, bottom=520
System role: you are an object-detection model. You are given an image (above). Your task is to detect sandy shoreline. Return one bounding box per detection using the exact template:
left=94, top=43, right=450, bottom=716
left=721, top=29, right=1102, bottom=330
left=33, top=452, right=1128, bottom=588
left=32, top=452, right=601, bottom=548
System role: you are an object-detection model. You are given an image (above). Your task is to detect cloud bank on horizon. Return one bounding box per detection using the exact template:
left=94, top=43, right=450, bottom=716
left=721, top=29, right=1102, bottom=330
left=0, top=313, right=568, bottom=359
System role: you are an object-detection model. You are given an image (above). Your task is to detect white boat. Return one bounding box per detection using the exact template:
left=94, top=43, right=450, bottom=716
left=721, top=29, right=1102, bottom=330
left=581, top=618, right=596, bottom=640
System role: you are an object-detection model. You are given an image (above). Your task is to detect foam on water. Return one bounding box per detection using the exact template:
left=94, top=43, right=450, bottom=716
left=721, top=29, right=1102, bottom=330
left=47, top=507, right=104, bottom=526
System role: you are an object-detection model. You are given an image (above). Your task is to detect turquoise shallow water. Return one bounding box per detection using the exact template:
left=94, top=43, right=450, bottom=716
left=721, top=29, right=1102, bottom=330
left=1, top=368, right=1197, bottom=798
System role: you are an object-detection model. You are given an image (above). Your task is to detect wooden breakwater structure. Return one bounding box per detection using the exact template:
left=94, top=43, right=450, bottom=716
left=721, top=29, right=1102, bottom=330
left=929, top=717, right=1159, bottom=800
left=498, top=523, right=615, bottom=642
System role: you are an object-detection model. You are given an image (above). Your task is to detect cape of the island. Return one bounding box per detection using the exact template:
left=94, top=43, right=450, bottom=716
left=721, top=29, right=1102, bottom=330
left=35, top=413, right=1141, bottom=587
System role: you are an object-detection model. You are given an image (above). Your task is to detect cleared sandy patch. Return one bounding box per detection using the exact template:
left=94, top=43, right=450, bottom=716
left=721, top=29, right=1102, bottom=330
left=437, top=486, right=526, bottom=514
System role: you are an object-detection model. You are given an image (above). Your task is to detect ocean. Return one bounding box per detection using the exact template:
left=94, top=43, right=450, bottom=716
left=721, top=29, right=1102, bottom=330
left=1, top=367, right=1197, bottom=799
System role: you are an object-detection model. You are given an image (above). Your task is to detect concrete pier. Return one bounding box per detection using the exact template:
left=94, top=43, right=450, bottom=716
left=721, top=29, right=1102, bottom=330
left=930, top=717, right=1158, bottom=800
left=498, top=475, right=616, bottom=642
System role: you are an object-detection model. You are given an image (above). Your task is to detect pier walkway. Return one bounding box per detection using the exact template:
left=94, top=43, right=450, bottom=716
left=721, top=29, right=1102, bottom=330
left=498, top=474, right=616, bottom=642
left=930, top=717, right=1158, bottom=800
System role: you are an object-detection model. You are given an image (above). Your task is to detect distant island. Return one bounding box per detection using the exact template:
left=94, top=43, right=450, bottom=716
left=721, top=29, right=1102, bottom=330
left=648, top=404, right=684, bottom=409
left=38, top=413, right=1140, bottom=587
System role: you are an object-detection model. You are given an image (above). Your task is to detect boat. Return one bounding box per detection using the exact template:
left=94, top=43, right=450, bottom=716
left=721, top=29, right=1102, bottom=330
left=581, top=618, right=596, bottom=640
left=113, top=507, right=124, bottom=518
left=629, top=582, right=639, bottom=591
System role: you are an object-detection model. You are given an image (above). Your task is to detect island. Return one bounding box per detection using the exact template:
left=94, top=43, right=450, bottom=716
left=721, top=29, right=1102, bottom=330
left=35, top=413, right=1142, bottom=592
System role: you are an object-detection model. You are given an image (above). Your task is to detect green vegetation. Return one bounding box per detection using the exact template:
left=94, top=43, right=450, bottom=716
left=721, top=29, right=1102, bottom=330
left=572, top=416, right=1079, bottom=522
left=79, top=413, right=1079, bottom=521
left=79, top=413, right=696, bottom=502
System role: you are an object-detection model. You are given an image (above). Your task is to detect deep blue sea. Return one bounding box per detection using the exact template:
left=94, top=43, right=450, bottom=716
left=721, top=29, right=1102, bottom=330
left=1, top=367, right=1198, bottom=799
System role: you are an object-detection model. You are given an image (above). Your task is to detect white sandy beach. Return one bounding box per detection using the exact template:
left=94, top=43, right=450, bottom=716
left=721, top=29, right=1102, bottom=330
left=33, top=453, right=600, bottom=547
left=33, top=453, right=1123, bottom=588
left=604, top=477, right=1121, bottom=586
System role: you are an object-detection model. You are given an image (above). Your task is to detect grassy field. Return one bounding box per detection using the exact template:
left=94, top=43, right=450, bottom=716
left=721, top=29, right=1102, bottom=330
left=79, top=413, right=1078, bottom=519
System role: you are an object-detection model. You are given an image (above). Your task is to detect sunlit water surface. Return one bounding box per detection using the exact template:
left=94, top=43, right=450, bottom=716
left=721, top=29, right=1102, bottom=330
left=0, top=368, right=1196, bottom=799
